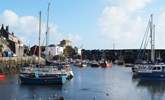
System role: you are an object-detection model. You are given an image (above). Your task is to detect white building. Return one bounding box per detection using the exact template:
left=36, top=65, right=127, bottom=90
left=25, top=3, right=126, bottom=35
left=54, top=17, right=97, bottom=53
left=44, top=45, right=64, bottom=56
left=78, top=48, right=82, bottom=55
left=74, top=47, right=82, bottom=56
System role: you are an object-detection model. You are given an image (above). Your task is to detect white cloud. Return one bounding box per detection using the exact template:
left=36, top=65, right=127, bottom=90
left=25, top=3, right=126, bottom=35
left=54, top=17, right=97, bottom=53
left=98, top=0, right=153, bottom=49
left=0, top=10, right=46, bottom=45
left=67, top=33, right=82, bottom=47
left=1, top=10, right=18, bottom=26
left=156, top=11, right=165, bottom=49
left=120, top=0, right=152, bottom=12
left=0, top=9, right=81, bottom=47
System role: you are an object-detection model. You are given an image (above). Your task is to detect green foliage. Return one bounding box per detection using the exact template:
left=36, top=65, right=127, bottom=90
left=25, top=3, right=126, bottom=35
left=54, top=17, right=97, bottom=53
left=63, top=46, right=76, bottom=58
left=0, top=44, right=3, bottom=52
left=53, top=55, right=65, bottom=61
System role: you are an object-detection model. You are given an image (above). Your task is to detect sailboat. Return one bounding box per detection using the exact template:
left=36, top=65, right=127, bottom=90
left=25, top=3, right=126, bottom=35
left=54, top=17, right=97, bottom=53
left=19, top=11, right=72, bottom=85
left=76, top=48, right=87, bottom=68
left=133, top=14, right=165, bottom=80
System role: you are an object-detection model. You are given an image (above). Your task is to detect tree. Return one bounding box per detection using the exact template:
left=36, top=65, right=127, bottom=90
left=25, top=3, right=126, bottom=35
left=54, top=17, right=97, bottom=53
left=63, top=46, right=76, bottom=58
left=0, top=44, right=3, bottom=52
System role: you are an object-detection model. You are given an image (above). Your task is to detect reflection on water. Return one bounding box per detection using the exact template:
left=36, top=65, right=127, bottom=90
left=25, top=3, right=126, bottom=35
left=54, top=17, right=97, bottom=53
left=137, top=80, right=165, bottom=100
left=19, top=84, right=63, bottom=100
left=0, top=65, right=165, bottom=100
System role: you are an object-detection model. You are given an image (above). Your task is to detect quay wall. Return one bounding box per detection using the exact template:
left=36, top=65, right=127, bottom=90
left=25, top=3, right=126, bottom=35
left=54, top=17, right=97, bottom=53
left=82, top=49, right=165, bottom=63
left=0, top=56, right=44, bottom=73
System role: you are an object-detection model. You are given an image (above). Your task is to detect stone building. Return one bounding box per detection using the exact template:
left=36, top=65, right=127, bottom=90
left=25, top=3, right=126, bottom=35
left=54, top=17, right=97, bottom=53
left=59, top=39, right=72, bottom=47
left=0, top=24, right=24, bottom=57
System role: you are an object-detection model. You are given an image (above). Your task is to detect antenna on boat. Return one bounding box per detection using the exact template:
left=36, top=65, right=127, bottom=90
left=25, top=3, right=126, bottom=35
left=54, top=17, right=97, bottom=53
left=150, top=14, right=155, bottom=63
left=39, top=11, right=42, bottom=65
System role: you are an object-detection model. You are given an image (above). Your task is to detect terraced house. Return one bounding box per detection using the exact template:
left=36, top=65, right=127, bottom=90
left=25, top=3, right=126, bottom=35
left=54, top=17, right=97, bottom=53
left=0, top=24, right=24, bottom=57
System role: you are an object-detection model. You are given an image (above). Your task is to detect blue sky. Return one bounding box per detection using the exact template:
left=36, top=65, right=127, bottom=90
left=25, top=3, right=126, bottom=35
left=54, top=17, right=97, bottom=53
left=0, top=0, right=165, bottom=49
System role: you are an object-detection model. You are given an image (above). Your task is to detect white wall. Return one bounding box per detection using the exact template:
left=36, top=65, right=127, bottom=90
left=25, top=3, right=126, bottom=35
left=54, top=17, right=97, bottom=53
left=45, top=45, right=64, bottom=56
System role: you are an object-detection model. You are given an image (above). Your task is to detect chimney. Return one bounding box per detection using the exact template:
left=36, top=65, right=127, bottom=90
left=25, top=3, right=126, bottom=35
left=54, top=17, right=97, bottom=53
left=1, top=24, right=4, bottom=30
left=6, top=26, right=9, bottom=32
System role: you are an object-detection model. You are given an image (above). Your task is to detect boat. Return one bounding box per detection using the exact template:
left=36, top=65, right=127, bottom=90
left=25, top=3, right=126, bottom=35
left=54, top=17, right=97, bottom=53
left=0, top=69, right=5, bottom=80
left=100, top=60, right=112, bottom=68
left=114, top=59, right=124, bottom=65
left=80, top=62, right=87, bottom=67
left=74, top=60, right=87, bottom=68
left=133, top=14, right=165, bottom=80
left=90, top=60, right=100, bottom=67
left=19, top=63, right=74, bottom=84
left=125, top=63, right=134, bottom=67
left=114, top=51, right=124, bottom=65
left=99, top=52, right=112, bottom=68
left=19, top=8, right=73, bottom=85
left=75, top=49, right=88, bottom=68
left=19, top=65, right=68, bottom=85
left=0, top=73, right=5, bottom=80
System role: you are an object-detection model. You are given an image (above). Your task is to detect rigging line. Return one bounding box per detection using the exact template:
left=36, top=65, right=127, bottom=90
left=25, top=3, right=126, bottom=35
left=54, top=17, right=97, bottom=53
left=141, top=23, right=150, bottom=57
left=139, top=20, right=150, bottom=50
left=143, top=22, right=150, bottom=49
left=141, top=30, right=150, bottom=59
left=141, top=20, right=152, bottom=60
left=42, top=37, right=46, bottom=46
left=137, top=20, right=150, bottom=59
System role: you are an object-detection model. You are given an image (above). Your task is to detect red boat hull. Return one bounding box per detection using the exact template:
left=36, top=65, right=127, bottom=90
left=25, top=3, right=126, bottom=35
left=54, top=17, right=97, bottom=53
left=100, top=63, right=112, bottom=68
left=0, top=73, right=6, bottom=80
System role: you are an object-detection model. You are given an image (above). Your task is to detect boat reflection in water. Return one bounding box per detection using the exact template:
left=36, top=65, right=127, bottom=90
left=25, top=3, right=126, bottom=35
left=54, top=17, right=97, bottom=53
left=136, top=79, right=165, bottom=100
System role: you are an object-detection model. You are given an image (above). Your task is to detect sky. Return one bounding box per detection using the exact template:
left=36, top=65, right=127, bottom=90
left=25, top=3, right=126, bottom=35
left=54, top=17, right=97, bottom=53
left=0, top=0, right=165, bottom=49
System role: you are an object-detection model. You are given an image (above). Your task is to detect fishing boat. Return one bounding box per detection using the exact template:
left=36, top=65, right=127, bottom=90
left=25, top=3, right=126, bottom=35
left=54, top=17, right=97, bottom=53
left=133, top=14, right=165, bottom=80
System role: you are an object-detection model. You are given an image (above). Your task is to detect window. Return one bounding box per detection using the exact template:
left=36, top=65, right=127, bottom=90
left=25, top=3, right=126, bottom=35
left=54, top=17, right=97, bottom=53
left=153, top=67, right=156, bottom=70
left=157, top=67, right=161, bottom=70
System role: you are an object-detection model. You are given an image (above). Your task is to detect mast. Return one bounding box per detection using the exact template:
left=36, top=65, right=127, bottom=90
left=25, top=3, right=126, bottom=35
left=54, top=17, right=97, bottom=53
left=150, top=14, right=155, bottom=63
left=113, top=41, right=115, bottom=50
left=46, top=2, right=51, bottom=47
left=38, top=11, right=42, bottom=64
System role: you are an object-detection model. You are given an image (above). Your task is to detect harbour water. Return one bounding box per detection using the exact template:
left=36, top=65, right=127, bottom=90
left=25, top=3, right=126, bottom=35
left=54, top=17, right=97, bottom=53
left=0, top=65, right=165, bottom=100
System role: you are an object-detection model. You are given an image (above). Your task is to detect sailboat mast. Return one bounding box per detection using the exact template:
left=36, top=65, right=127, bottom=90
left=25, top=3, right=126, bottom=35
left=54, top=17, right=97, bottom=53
left=150, top=14, right=155, bottom=63
left=38, top=11, right=42, bottom=64
left=113, top=41, right=115, bottom=50
left=46, top=2, right=50, bottom=47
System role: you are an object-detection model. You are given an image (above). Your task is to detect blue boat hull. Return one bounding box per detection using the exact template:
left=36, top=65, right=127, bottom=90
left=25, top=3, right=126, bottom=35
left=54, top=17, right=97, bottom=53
left=138, top=72, right=165, bottom=80
left=20, top=75, right=67, bottom=85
